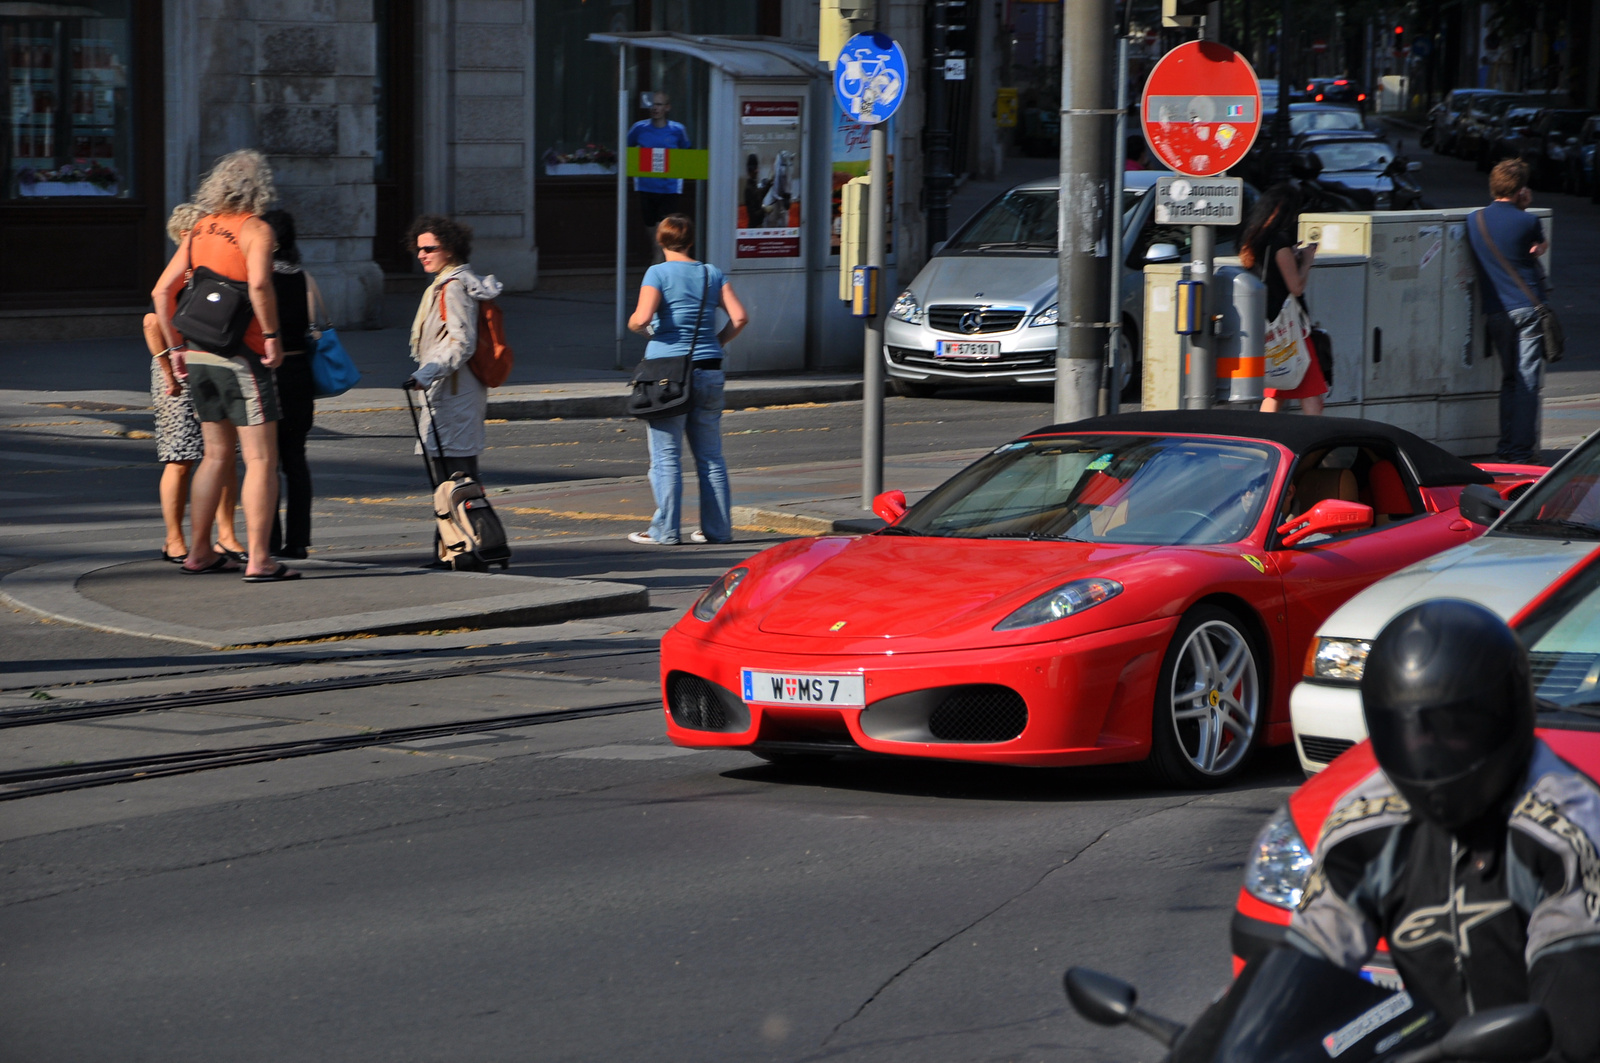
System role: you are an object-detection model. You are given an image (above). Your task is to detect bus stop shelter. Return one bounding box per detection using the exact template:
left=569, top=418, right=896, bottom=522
left=588, top=32, right=871, bottom=372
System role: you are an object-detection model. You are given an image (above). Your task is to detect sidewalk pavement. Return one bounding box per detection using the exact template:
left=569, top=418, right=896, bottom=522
left=0, top=445, right=984, bottom=651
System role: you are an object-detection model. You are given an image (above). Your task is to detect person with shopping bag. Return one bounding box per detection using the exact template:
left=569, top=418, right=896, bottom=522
left=1240, top=184, right=1327, bottom=415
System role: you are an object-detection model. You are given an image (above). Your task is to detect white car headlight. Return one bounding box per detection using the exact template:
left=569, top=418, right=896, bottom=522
left=994, top=578, right=1121, bottom=631
left=1244, top=804, right=1314, bottom=908
left=889, top=290, right=924, bottom=324
left=1029, top=303, right=1058, bottom=327
left=1308, top=637, right=1372, bottom=683
left=692, top=567, right=747, bottom=622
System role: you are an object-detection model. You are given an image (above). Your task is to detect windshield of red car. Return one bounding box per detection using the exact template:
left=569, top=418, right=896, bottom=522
left=892, top=435, right=1278, bottom=544
left=1497, top=448, right=1600, bottom=541
left=1512, top=559, right=1600, bottom=709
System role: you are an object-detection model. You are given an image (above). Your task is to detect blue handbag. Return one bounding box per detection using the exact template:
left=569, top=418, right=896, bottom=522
left=310, top=327, right=360, bottom=398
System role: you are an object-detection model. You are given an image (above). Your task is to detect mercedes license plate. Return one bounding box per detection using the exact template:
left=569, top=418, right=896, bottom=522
left=936, top=340, right=1001, bottom=359
left=742, top=669, right=865, bottom=707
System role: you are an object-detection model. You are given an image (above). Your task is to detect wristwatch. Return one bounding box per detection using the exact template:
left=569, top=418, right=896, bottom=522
left=261, top=331, right=280, bottom=339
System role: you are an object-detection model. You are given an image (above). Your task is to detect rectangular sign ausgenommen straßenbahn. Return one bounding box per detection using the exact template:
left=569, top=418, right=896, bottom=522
left=1154, top=175, right=1244, bottom=226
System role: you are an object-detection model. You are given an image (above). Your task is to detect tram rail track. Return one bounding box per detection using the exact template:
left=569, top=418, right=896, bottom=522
left=0, top=697, right=662, bottom=800
left=0, top=646, right=660, bottom=730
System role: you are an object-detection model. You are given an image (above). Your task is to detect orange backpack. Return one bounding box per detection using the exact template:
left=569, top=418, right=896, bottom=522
left=439, top=280, right=514, bottom=388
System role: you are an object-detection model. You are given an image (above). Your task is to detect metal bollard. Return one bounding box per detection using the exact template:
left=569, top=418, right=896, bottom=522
left=1213, top=265, right=1265, bottom=404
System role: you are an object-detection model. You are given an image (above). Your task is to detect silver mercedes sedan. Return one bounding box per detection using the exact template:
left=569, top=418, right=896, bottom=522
left=884, top=170, right=1256, bottom=400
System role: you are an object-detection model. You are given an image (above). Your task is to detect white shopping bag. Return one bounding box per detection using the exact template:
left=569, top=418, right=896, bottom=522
left=1262, top=295, right=1312, bottom=391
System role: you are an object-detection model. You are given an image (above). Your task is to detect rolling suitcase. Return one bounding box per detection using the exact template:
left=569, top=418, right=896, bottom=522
left=403, top=386, right=512, bottom=571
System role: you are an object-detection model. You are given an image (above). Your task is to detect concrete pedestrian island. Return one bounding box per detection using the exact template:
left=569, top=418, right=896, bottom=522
left=1, top=557, right=648, bottom=650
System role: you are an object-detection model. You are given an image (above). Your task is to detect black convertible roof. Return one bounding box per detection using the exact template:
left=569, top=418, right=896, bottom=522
left=1029, top=410, right=1494, bottom=487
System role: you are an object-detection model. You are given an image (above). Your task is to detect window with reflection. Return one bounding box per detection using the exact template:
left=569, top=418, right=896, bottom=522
left=2, top=0, right=132, bottom=201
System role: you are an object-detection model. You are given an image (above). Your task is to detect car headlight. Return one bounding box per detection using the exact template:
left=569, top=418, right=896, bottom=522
left=889, top=290, right=924, bottom=325
left=1306, top=636, right=1372, bottom=683
left=692, top=567, right=747, bottom=622
left=1029, top=303, right=1058, bottom=327
left=994, top=578, right=1121, bottom=631
left=1244, top=804, right=1314, bottom=909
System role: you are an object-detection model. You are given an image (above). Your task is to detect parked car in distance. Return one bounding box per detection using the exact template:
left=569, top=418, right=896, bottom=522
left=880, top=171, right=1256, bottom=399
left=1296, top=134, right=1423, bottom=211
left=1562, top=114, right=1600, bottom=198
left=1427, top=87, right=1500, bottom=154
left=1482, top=104, right=1545, bottom=171
left=1512, top=109, right=1594, bottom=188
left=1232, top=540, right=1600, bottom=983
left=1455, top=93, right=1523, bottom=160
left=1304, top=77, right=1366, bottom=107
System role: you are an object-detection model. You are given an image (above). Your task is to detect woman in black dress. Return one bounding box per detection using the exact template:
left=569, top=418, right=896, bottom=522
left=261, top=209, right=324, bottom=558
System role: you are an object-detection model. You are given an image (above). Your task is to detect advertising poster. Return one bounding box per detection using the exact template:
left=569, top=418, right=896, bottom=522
left=736, top=99, right=802, bottom=258
left=830, top=110, right=893, bottom=256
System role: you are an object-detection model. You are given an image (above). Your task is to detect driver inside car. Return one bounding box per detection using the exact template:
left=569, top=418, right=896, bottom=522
left=1287, top=600, right=1600, bottom=1063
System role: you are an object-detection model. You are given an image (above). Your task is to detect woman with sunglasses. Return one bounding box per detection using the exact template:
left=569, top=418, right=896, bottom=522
left=401, top=216, right=503, bottom=561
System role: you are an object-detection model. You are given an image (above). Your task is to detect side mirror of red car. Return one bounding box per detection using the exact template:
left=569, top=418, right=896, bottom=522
left=1276, top=499, right=1374, bottom=547
left=872, top=489, right=908, bottom=524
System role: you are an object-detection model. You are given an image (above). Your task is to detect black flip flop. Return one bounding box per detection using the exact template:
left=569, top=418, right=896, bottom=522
left=182, top=555, right=239, bottom=574
left=215, top=546, right=248, bottom=564
left=160, top=550, right=187, bottom=564
left=242, top=564, right=301, bottom=584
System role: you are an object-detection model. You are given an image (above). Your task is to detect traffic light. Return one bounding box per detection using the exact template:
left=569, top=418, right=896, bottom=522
left=1394, top=25, right=1404, bottom=37
left=1162, top=0, right=1210, bottom=29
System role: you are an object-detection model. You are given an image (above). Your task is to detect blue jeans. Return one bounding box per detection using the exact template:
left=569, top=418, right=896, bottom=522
left=1486, top=307, right=1544, bottom=462
left=645, top=367, right=731, bottom=543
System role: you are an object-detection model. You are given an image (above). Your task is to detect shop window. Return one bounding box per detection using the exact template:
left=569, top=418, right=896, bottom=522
left=2, top=1, right=132, bottom=201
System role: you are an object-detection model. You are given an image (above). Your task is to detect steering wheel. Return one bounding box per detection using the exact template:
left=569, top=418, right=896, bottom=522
left=1166, top=509, right=1225, bottom=541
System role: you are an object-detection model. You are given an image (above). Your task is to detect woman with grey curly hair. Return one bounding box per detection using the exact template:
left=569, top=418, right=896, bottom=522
left=153, top=148, right=296, bottom=582
left=143, top=202, right=244, bottom=565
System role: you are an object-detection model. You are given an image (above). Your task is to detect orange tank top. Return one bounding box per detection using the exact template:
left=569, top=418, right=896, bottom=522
left=189, top=212, right=265, bottom=355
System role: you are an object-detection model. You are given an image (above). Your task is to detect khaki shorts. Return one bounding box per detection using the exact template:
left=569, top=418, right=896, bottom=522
left=184, top=349, right=281, bottom=425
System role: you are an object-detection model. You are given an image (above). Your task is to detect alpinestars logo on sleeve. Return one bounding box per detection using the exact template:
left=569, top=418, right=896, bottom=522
left=1392, top=886, right=1512, bottom=955
left=1513, top=791, right=1600, bottom=919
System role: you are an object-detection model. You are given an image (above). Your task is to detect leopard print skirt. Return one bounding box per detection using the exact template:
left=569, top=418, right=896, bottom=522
left=151, top=358, right=204, bottom=463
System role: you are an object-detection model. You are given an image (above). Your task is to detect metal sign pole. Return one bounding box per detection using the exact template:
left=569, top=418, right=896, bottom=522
left=861, top=123, right=888, bottom=507
left=1055, top=0, right=1113, bottom=424
left=1181, top=4, right=1222, bottom=410
left=1104, top=0, right=1134, bottom=416
left=614, top=45, right=628, bottom=371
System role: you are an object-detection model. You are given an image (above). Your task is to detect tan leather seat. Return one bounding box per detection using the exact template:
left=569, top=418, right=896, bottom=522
left=1292, top=468, right=1358, bottom=517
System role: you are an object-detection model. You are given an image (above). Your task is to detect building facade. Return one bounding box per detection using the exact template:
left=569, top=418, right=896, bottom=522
left=0, top=1, right=1012, bottom=344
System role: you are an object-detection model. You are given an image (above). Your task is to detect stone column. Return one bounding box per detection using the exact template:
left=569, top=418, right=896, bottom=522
left=254, top=14, right=384, bottom=327
left=419, top=0, right=539, bottom=290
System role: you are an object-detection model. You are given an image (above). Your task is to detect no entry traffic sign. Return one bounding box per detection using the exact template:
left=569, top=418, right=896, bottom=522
left=1140, top=41, right=1262, bottom=177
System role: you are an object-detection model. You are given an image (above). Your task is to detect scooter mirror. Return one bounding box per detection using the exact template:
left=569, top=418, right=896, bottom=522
left=1063, top=967, right=1136, bottom=1026
left=1439, top=1004, right=1551, bottom=1063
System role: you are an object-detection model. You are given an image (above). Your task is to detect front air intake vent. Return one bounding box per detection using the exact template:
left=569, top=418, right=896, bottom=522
left=667, top=672, right=750, bottom=733
left=1299, top=735, right=1356, bottom=765
left=927, top=685, right=1028, bottom=742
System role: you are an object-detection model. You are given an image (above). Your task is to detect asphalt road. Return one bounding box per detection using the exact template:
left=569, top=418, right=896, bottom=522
left=4, top=138, right=1600, bottom=1061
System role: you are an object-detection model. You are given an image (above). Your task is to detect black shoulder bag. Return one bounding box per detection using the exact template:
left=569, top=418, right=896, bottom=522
left=627, top=264, right=710, bottom=420
left=172, top=265, right=254, bottom=351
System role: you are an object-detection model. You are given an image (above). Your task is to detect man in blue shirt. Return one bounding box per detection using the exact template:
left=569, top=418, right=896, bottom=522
left=1466, top=158, right=1550, bottom=463
left=627, top=92, right=692, bottom=260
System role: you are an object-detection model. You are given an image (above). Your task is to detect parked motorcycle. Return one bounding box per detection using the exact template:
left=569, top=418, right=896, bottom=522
left=1064, top=947, right=1551, bottom=1063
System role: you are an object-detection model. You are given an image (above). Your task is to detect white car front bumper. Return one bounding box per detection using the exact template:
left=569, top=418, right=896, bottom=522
left=1289, top=680, right=1368, bottom=774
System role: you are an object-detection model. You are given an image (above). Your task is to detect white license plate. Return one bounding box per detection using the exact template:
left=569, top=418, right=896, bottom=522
left=936, top=340, right=1001, bottom=359
left=741, top=669, right=865, bottom=707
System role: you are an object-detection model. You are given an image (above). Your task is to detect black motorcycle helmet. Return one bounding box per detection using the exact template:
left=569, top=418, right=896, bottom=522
left=1360, top=599, right=1535, bottom=831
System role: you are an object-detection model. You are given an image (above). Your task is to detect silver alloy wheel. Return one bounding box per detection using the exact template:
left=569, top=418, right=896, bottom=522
left=1168, top=619, right=1259, bottom=776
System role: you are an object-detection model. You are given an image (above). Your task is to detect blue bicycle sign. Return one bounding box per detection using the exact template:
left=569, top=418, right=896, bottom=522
left=834, top=33, right=907, bottom=125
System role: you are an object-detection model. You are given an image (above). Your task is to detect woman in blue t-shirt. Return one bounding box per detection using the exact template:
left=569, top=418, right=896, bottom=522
left=626, top=214, right=749, bottom=545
